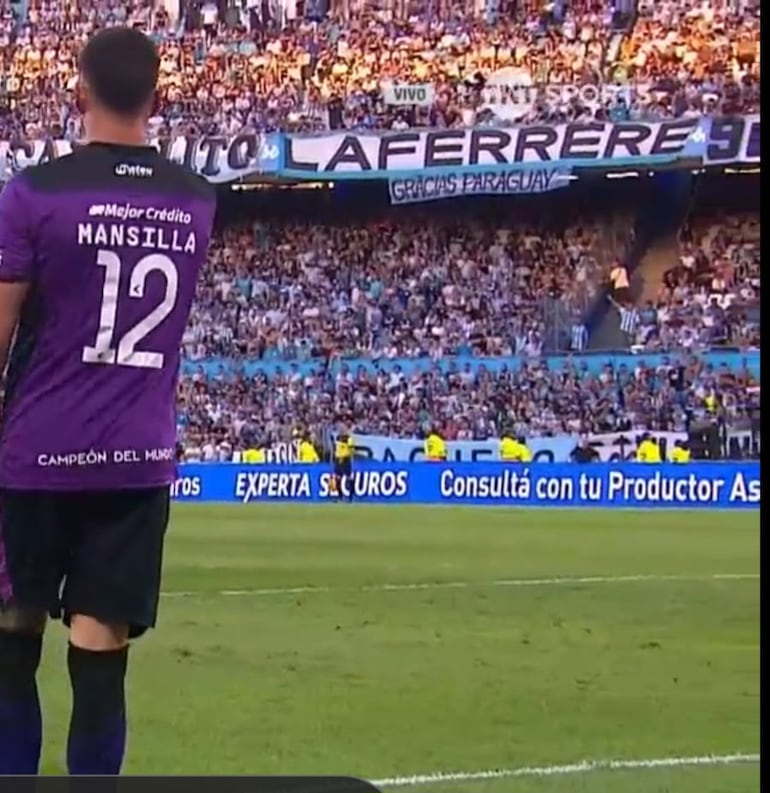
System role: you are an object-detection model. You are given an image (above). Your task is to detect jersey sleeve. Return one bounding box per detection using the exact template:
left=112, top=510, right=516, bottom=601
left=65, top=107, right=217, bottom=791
left=0, top=175, right=36, bottom=282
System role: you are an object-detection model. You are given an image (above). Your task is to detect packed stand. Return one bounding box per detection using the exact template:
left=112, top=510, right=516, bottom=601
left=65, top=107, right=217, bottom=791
left=633, top=214, right=760, bottom=351
left=0, top=0, right=170, bottom=140
left=2, top=0, right=638, bottom=137
left=181, top=219, right=604, bottom=362
left=610, top=0, right=760, bottom=119
left=177, top=353, right=759, bottom=456
left=2, top=0, right=759, bottom=136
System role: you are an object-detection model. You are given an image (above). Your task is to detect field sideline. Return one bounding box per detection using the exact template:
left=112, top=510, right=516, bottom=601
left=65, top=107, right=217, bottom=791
left=35, top=505, right=759, bottom=791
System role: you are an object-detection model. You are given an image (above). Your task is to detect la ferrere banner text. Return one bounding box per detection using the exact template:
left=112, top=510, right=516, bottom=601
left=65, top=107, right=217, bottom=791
left=171, top=462, right=759, bottom=509
left=1, top=115, right=758, bottom=183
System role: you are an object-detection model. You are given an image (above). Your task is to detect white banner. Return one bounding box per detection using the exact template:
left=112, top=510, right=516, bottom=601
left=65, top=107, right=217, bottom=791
left=282, top=116, right=759, bottom=178
left=0, top=132, right=282, bottom=184
left=350, top=430, right=689, bottom=463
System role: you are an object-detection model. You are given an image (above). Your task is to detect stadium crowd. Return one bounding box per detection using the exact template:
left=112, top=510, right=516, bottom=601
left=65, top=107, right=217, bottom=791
left=633, top=214, right=760, bottom=352
left=182, top=218, right=602, bottom=362
left=0, top=0, right=759, bottom=138
left=611, top=0, right=759, bottom=119
left=175, top=206, right=759, bottom=455
left=178, top=352, right=760, bottom=455
left=0, top=0, right=759, bottom=457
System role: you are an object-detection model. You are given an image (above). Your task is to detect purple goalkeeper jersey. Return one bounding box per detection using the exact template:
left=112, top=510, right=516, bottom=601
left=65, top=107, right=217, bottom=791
left=0, top=142, right=216, bottom=490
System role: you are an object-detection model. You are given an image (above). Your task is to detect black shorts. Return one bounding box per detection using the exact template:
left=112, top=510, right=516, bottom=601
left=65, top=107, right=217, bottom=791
left=334, top=459, right=352, bottom=478
left=613, top=285, right=632, bottom=304
left=0, top=487, right=170, bottom=638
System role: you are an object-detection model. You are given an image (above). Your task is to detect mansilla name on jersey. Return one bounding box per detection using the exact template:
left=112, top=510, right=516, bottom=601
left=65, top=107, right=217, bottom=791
left=78, top=202, right=198, bottom=254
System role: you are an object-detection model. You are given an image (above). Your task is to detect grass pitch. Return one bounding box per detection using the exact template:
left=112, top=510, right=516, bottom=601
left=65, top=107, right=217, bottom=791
left=37, top=506, right=759, bottom=791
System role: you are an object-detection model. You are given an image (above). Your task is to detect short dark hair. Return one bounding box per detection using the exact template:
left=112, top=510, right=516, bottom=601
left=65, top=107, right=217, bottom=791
left=79, top=27, right=160, bottom=117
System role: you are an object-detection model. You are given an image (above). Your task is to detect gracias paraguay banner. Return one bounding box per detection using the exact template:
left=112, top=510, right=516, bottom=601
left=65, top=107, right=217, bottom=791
left=281, top=115, right=759, bottom=179
left=388, top=166, right=571, bottom=204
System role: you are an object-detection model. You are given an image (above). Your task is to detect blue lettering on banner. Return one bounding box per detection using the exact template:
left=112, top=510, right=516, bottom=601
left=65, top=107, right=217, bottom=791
left=2, top=117, right=757, bottom=185
left=171, top=462, right=759, bottom=509
left=351, top=434, right=572, bottom=463
left=281, top=116, right=759, bottom=180
left=349, top=430, right=690, bottom=464
left=388, top=167, right=571, bottom=204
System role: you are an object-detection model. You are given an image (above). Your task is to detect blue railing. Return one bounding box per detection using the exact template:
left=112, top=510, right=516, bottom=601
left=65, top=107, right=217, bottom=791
left=181, top=348, right=760, bottom=379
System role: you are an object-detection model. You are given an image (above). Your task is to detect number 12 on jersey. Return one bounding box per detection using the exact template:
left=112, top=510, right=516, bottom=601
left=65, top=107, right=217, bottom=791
left=82, top=249, right=179, bottom=370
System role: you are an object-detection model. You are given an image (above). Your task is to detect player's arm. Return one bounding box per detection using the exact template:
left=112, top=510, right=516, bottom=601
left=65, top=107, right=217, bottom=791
left=0, top=176, right=34, bottom=372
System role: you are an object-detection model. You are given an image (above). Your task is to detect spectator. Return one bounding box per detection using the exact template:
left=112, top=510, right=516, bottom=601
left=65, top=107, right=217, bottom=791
left=631, top=214, right=759, bottom=351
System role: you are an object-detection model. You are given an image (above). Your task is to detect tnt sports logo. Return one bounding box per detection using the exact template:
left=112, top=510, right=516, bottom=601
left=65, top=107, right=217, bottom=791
left=472, top=76, right=636, bottom=120
left=114, top=162, right=154, bottom=178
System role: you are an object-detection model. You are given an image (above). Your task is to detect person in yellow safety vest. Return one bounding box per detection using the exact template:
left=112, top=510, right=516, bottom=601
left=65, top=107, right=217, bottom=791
left=636, top=433, right=662, bottom=463
left=242, top=447, right=265, bottom=464
left=669, top=440, right=691, bottom=463
left=500, top=433, right=532, bottom=462
left=424, top=427, right=447, bottom=461
left=298, top=433, right=320, bottom=464
left=332, top=430, right=355, bottom=501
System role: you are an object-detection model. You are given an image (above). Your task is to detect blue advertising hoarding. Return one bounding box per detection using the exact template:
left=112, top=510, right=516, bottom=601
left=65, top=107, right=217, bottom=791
left=171, top=462, right=759, bottom=510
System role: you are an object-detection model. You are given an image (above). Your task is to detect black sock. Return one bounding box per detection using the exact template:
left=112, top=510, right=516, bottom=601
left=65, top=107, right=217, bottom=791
left=0, top=629, right=43, bottom=774
left=67, top=643, right=128, bottom=775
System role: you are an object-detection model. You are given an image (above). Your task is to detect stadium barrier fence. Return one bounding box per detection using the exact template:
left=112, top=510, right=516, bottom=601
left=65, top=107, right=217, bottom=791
left=172, top=461, right=759, bottom=509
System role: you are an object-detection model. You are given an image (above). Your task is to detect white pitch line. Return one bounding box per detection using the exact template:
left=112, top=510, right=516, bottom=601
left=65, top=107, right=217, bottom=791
left=372, top=751, right=760, bottom=788
left=160, top=572, right=758, bottom=599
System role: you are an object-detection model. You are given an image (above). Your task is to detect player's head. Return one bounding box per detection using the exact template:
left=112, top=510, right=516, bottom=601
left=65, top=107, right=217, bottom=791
left=78, top=27, right=160, bottom=128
